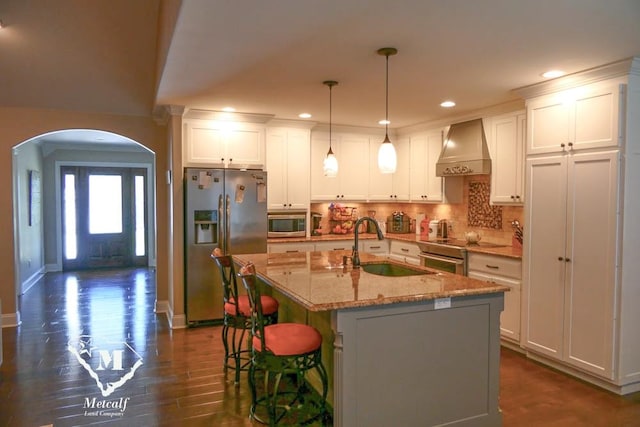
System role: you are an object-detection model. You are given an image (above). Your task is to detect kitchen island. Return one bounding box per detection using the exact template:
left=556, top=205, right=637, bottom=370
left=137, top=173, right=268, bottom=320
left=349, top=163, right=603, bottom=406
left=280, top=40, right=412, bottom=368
left=233, top=251, right=508, bottom=427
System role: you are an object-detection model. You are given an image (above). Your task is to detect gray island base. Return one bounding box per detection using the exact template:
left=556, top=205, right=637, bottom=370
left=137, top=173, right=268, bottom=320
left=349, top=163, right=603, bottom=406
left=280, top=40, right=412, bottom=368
left=233, top=251, right=506, bottom=427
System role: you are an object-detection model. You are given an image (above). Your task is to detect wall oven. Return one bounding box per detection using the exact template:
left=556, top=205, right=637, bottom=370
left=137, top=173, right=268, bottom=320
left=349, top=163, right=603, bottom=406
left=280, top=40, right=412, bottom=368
left=417, top=240, right=468, bottom=276
left=267, top=212, right=306, bottom=238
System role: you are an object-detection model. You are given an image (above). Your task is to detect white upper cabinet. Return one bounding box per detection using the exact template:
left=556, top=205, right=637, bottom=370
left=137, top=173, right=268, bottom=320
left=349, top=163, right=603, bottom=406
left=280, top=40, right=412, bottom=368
left=368, top=136, right=410, bottom=201
left=409, top=128, right=445, bottom=202
left=310, top=131, right=370, bottom=201
left=487, top=112, right=526, bottom=205
left=183, top=119, right=265, bottom=168
left=526, top=80, right=622, bottom=155
left=266, top=127, right=310, bottom=211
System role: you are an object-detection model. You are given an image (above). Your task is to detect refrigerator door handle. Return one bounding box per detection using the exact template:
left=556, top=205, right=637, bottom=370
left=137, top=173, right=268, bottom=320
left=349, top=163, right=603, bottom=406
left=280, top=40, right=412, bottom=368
left=226, top=194, right=231, bottom=252
left=218, top=194, right=224, bottom=253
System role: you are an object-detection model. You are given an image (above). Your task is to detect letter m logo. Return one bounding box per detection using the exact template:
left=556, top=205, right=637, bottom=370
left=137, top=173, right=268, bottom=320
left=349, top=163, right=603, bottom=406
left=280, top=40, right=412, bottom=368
left=96, top=349, right=124, bottom=371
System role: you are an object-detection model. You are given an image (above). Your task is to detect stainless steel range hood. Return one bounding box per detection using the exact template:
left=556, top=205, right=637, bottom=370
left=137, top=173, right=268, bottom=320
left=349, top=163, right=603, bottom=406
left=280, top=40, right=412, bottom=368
left=435, top=118, right=491, bottom=176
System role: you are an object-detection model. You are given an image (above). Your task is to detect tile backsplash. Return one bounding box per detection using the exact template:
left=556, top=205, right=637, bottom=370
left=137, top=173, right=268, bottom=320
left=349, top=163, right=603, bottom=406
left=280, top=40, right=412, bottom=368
left=311, top=175, right=523, bottom=246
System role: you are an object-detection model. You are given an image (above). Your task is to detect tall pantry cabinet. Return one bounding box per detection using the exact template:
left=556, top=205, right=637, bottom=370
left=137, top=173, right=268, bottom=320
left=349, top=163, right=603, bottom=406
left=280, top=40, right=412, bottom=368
left=518, top=58, right=640, bottom=394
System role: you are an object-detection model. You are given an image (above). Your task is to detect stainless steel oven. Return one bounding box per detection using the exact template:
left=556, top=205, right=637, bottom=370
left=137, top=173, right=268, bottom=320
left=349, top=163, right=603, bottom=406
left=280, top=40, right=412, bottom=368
left=417, top=240, right=468, bottom=276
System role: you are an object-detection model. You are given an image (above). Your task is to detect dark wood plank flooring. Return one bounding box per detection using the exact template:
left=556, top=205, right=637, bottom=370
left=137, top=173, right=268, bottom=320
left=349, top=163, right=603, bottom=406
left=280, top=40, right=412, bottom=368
left=1, top=268, right=639, bottom=426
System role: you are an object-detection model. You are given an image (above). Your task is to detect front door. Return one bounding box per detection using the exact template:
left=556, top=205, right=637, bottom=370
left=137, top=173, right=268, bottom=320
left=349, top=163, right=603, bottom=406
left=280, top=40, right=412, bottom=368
left=61, top=166, right=148, bottom=270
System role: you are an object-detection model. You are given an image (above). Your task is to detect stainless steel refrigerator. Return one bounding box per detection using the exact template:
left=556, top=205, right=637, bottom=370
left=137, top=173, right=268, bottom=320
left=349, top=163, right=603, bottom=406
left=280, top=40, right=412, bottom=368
left=184, top=168, right=268, bottom=325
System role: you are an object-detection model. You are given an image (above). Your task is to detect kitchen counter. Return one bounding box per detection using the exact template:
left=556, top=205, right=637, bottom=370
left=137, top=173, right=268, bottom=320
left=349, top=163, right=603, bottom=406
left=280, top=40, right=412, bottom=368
left=232, top=251, right=505, bottom=427
left=233, top=251, right=508, bottom=312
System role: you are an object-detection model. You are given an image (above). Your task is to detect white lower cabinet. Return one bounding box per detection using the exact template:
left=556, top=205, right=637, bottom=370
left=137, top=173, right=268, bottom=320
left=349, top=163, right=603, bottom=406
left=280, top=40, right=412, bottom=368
left=387, top=240, right=420, bottom=265
left=362, top=240, right=389, bottom=254
left=268, top=242, right=315, bottom=253
left=313, top=240, right=353, bottom=252
left=468, top=253, right=522, bottom=342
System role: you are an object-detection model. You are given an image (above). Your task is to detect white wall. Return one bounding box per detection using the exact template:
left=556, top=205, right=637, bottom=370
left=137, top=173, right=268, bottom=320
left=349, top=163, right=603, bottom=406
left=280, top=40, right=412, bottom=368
left=12, top=142, right=45, bottom=294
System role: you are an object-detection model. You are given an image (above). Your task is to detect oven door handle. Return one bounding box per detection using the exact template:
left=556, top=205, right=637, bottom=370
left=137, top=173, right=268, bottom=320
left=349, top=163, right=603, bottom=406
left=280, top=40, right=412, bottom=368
left=418, top=253, right=464, bottom=265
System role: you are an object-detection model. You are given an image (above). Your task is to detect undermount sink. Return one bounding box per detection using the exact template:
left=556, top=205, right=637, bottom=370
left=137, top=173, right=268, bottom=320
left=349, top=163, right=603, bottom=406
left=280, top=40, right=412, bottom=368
left=361, top=262, right=434, bottom=277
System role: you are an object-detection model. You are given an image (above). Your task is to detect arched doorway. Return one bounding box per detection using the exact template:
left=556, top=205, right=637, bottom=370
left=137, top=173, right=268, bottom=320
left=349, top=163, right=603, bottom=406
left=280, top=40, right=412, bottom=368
left=12, top=129, right=157, bottom=294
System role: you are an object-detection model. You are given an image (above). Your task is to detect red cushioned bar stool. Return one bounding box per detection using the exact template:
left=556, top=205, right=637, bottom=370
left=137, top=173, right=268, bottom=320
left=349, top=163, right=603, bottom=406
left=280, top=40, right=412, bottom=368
left=238, top=262, right=329, bottom=426
left=211, top=248, right=279, bottom=384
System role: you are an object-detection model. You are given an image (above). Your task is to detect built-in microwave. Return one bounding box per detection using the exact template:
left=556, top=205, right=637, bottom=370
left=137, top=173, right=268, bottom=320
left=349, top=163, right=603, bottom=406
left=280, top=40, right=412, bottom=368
left=268, top=212, right=307, bottom=238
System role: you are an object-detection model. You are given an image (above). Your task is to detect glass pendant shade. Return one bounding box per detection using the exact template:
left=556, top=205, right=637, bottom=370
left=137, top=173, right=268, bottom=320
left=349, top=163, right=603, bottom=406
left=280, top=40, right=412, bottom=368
left=378, top=135, right=397, bottom=174
left=323, top=146, right=338, bottom=177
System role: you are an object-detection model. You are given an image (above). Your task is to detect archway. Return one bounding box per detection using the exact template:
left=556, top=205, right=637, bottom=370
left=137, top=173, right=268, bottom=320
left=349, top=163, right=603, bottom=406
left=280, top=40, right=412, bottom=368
left=11, top=129, right=157, bottom=320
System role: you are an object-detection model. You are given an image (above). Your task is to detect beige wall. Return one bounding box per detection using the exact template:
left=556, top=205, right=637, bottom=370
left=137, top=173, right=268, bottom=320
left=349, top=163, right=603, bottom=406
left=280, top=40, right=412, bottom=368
left=0, top=106, right=170, bottom=321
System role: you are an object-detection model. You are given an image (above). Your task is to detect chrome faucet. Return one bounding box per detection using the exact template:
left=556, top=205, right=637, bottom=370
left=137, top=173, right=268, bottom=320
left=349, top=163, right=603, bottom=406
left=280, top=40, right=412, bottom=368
left=345, top=216, right=385, bottom=267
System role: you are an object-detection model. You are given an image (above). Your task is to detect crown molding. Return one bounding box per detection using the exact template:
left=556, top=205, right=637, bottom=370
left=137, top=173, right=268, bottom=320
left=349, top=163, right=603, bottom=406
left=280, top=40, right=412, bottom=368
left=513, top=57, right=637, bottom=99
left=183, top=108, right=274, bottom=123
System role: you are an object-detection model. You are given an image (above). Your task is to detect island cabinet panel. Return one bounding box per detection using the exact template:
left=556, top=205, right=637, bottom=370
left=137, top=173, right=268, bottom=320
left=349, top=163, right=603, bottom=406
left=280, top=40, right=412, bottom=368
left=333, top=295, right=503, bottom=427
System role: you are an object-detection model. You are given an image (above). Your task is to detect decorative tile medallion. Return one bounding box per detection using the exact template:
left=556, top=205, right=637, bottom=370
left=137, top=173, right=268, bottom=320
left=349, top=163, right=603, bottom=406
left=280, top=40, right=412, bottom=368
left=468, top=182, right=502, bottom=229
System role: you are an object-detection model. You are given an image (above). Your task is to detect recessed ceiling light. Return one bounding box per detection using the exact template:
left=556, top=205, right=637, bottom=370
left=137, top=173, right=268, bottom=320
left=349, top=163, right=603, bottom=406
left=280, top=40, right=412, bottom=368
left=298, top=113, right=312, bottom=119
left=221, top=106, right=236, bottom=112
left=378, top=119, right=390, bottom=125
left=542, top=70, right=565, bottom=79
left=440, top=101, right=456, bottom=108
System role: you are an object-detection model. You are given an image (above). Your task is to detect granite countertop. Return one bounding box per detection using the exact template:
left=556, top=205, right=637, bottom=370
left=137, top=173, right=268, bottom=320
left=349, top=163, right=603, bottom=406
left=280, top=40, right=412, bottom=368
left=268, top=233, right=523, bottom=259
left=233, top=251, right=509, bottom=312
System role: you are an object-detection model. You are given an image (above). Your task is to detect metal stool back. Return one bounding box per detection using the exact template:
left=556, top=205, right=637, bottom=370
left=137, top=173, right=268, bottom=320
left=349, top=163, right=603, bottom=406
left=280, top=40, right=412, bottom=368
left=238, top=263, right=329, bottom=425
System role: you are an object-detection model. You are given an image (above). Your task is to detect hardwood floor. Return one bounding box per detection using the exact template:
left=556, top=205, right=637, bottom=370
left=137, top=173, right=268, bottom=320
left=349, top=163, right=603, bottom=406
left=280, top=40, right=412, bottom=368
left=1, top=268, right=639, bottom=426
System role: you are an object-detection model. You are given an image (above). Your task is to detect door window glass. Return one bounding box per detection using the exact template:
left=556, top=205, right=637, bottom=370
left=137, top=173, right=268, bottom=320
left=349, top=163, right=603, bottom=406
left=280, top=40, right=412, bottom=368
left=89, top=175, right=122, bottom=234
left=63, top=174, right=78, bottom=260
left=134, top=175, right=145, bottom=256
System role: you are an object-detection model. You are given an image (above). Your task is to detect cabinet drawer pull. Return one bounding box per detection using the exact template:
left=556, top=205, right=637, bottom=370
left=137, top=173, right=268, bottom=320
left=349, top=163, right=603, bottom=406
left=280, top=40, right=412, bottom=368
left=486, top=264, right=499, bottom=269
left=370, top=246, right=381, bottom=249
left=285, top=250, right=299, bottom=253
left=401, top=248, right=409, bottom=252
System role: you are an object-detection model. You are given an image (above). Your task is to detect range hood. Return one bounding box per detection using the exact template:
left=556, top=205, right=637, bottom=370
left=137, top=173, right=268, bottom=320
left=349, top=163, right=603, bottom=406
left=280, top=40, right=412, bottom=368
left=435, top=119, right=491, bottom=176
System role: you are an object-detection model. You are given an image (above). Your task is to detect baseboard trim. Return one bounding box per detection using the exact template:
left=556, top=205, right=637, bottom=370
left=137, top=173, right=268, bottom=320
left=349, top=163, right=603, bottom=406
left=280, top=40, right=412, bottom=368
left=20, top=267, right=45, bottom=295
left=500, top=338, right=525, bottom=354
left=525, top=350, right=640, bottom=395
left=155, top=299, right=169, bottom=314
left=161, top=301, right=187, bottom=329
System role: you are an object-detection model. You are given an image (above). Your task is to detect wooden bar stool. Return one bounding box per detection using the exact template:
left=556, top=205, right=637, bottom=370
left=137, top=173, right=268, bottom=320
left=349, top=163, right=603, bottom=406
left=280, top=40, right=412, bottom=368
left=238, top=263, right=329, bottom=426
left=211, top=248, right=279, bottom=384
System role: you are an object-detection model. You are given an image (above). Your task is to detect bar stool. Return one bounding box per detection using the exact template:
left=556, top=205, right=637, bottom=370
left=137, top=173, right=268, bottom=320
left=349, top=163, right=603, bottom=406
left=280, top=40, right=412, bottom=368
left=211, top=248, right=279, bottom=383
left=238, top=263, right=329, bottom=426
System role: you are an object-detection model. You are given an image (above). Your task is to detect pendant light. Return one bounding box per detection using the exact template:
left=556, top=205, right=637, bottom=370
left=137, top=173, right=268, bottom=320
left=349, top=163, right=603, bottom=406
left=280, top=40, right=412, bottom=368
left=377, top=47, right=398, bottom=174
left=323, top=80, right=339, bottom=178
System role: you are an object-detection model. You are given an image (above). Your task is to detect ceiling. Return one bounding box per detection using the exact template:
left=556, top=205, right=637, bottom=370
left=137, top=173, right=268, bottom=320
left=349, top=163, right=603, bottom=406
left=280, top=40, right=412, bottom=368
left=2, top=0, right=640, bottom=144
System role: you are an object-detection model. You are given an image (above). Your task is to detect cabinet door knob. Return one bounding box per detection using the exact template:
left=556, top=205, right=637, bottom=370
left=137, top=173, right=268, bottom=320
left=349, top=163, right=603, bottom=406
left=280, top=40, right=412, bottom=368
left=568, top=142, right=573, bottom=149
left=558, top=256, right=564, bottom=261
left=510, top=195, right=515, bottom=199
left=560, top=143, right=566, bottom=149
left=565, top=257, right=571, bottom=262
